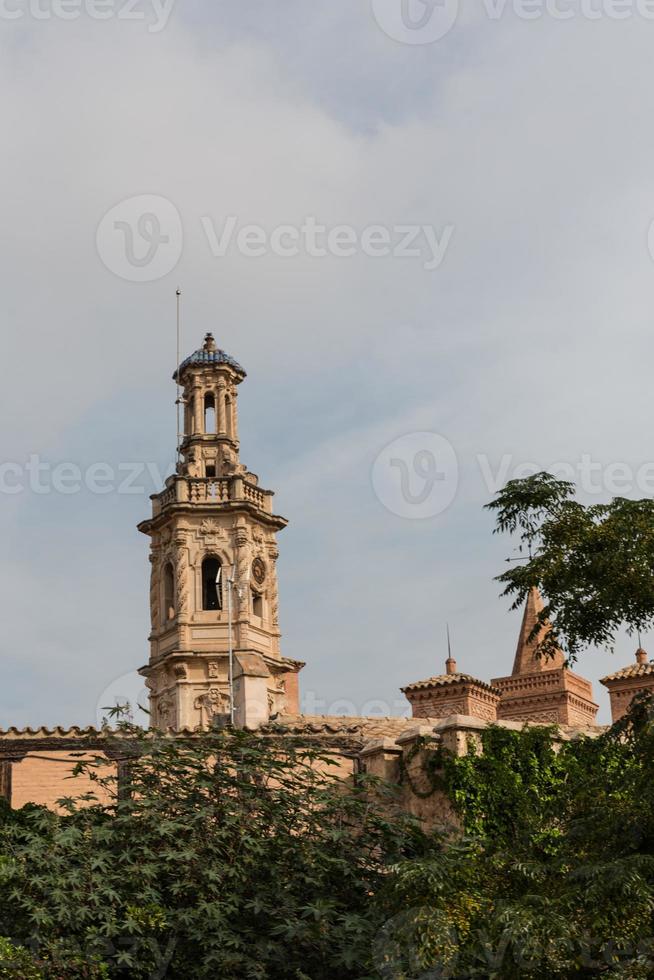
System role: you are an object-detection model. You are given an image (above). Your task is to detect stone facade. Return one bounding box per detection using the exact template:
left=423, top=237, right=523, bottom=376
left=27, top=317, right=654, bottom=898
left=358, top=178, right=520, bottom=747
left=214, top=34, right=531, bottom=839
left=137, top=334, right=303, bottom=731
left=601, top=647, right=654, bottom=722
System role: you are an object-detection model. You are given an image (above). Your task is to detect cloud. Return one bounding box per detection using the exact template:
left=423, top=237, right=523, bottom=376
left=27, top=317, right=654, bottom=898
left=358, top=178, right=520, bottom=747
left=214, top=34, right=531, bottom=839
left=0, top=5, right=653, bottom=726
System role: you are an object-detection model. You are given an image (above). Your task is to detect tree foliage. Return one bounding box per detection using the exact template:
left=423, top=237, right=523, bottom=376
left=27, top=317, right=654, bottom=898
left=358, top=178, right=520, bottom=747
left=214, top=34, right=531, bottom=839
left=379, top=697, right=654, bottom=978
left=0, top=697, right=654, bottom=980
left=2, top=705, right=654, bottom=976
left=0, top=725, right=428, bottom=979
left=486, top=471, right=654, bottom=660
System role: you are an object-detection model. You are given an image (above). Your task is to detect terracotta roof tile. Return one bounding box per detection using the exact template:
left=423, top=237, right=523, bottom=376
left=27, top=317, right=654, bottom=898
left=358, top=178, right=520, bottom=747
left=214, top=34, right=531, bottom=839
left=401, top=673, right=499, bottom=694
left=272, top=714, right=440, bottom=740
left=601, top=662, right=654, bottom=683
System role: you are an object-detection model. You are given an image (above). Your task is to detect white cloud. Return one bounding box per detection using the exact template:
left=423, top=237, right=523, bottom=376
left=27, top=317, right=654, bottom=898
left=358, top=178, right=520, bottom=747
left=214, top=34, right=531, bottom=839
left=1, top=8, right=653, bottom=726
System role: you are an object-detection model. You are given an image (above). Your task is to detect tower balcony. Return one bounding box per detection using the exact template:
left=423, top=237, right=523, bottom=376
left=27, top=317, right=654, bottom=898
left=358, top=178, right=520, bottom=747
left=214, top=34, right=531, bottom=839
left=154, top=475, right=274, bottom=516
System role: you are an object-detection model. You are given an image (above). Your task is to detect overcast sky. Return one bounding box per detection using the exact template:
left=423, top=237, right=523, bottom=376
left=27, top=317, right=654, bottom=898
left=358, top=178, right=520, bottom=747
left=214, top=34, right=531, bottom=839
left=1, top=0, right=653, bottom=728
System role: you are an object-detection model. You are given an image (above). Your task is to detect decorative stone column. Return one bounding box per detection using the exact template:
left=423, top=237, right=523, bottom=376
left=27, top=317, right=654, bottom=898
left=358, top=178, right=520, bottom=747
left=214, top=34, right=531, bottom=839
left=192, top=382, right=202, bottom=435
left=217, top=381, right=227, bottom=434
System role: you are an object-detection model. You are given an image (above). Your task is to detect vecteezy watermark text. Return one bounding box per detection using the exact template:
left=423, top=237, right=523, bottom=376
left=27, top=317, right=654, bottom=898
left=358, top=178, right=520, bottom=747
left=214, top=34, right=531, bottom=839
left=372, top=0, right=654, bottom=46
left=477, top=452, right=654, bottom=496
left=95, top=195, right=455, bottom=281
left=5, top=448, right=653, bottom=506
left=0, top=0, right=175, bottom=31
left=201, top=215, right=454, bottom=270
left=372, top=434, right=654, bottom=520
left=0, top=456, right=169, bottom=496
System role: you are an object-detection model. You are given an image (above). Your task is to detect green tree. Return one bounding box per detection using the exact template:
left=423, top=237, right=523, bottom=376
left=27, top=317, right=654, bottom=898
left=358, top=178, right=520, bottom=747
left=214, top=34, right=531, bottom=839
left=0, top=724, right=428, bottom=979
left=3, top=711, right=654, bottom=978
left=377, top=698, right=654, bottom=978
left=486, top=471, right=654, bottom=660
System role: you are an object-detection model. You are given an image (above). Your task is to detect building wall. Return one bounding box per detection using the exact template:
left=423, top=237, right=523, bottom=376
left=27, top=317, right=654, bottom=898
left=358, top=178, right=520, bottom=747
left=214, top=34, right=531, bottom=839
left=0, top=715, right=602, bottom=821
left=8, top=751, right=115, bottom=813
left=606, top=677, right=654, bottom=722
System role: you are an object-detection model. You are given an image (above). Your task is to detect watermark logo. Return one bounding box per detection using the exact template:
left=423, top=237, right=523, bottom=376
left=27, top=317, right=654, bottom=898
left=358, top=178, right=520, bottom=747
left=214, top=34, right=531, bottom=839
left=0, top=0, right=176, bottom=31
left=96, top=194, right=183, bottom=282
left=96, top=202, right=455, bottom=280
left=201, top=214, right=454, bottom=272
left=201, top=215, right=454, bottom=270
left=0, top=456, right=169, bottom=496
left=372, top=0, right=654, bottom=42
left=371, top=0, right=460, bottom=43
left=95, top=669, right=150, bottom=729
left=372, top=432, right=459, bottom=519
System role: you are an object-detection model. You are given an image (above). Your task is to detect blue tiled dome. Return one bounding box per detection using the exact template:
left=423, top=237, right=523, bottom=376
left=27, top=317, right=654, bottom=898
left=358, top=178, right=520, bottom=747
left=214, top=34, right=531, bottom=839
left=173, top=333, right=246, bottom=380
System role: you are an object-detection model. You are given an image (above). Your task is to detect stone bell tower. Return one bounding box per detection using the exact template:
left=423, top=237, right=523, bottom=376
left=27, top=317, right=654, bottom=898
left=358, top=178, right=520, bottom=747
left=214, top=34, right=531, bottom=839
left=138, top=333, right=303, bottom=730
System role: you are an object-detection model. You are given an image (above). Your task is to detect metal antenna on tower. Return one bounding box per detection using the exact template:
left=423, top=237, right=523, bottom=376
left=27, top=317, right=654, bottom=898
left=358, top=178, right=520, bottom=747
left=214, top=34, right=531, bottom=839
left=445, top=622, right=457, bottom=675
left=175, top=289, right=182, bottom=467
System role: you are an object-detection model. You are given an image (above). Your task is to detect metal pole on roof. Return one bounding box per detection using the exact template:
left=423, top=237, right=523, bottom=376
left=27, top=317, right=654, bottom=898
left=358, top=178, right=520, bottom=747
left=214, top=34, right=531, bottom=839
left=227, top=565, right=235, bottom=726
left=175, top=289, right=182, bottom=467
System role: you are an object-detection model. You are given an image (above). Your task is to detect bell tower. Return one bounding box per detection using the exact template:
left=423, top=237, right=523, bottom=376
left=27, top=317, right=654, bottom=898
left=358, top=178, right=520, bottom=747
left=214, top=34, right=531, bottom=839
left=138, top=333, right=303, bottom=730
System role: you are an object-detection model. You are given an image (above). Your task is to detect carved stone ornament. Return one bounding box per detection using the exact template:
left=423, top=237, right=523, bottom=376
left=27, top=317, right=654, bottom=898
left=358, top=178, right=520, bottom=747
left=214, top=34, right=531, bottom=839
left=149, top=556, right=161, bottom=630
left=235, top=527, right=249, bottom=548
left=207, top=660, right=221, bottom=679
left=270, top=589, right=279, bottom=628
left=194, top=688, right=230, bottom=727
left=174, top=551, right=190, bottom=618
left=251, top=557, right=266, bottom=587
left=157, top=694, right=176, bottom=729
left=200, top=519, right=226, bottom=543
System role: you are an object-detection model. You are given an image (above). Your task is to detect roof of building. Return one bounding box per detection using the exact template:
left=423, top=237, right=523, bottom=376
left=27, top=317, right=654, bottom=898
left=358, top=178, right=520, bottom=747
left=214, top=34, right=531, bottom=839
left=512, top=587, right=565, bottom=675
left=0, top=718, right=421, bottom=744
left=402, top=672, right=499, bottom=694
left=173, top=333, right=246, bottom=381
left=601, top=654, right=654, bottom=684
left=271, top=714, right=439, bottom=740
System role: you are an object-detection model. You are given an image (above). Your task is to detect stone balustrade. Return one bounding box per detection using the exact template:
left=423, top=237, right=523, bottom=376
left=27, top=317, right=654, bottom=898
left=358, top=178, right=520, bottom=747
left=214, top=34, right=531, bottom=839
left=154, top=477, right=273, bottom=514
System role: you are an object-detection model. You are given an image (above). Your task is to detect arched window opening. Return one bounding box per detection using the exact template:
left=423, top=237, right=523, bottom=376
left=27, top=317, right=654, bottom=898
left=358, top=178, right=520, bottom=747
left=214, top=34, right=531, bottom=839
left=163, top=563, right=175, bottom=622
left=202, top=557, right=222, bottom=611
left=204, top=393, right=216, bottom=435
left=252, top=590, right=263, bottom=619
